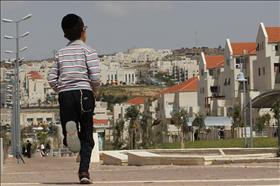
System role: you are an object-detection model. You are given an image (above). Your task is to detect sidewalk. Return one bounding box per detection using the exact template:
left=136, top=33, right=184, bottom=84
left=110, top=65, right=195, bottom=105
left=1, top=153, right=280, bottom=186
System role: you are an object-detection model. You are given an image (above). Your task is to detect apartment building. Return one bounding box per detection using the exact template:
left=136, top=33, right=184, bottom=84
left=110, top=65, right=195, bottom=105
left=171, top=58, right=198, bottom=82
left=254, top=23, right=280, bottom=92
left=0, top=108, right=12, bottom=126
left=93, top=101, right=111, bottom=150
left=25, top=71, right=45, bottom=106
left=155, top=77, right=199, bottom=143
left=100, top=62, right=138, bottom=85
left=20, top=108, right=57, bottom=127
left=198, top=53, right=225, bottom=115
left=223, top=40, right=256, bottom=108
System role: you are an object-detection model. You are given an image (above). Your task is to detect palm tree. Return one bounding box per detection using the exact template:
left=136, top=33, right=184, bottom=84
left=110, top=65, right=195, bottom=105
left=171, top=108, right=189, bottom=149
left=125, top=106, right=140, bottom=149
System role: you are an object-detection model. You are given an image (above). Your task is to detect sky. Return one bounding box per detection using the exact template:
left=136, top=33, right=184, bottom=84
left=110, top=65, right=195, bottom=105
left=1, top=1, right=279, bottom=60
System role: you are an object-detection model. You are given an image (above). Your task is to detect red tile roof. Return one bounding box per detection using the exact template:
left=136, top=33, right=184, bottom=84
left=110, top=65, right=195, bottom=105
left=127, top=97, right=145, bottom=105
left=265, top=27, right=280, bottom=43
left=160, top=77, right=198, bottom=94
left=205, top=55, right=224, bottom=69
left=93, top=119, right=108, bottom=125
left=231, top=42, right=256, bottom=56
left=27, top=71, right=43, bottom=80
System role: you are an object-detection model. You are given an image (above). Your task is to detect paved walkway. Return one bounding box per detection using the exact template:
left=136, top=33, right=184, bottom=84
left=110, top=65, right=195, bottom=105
left=1, top=155, right=280, bottom=186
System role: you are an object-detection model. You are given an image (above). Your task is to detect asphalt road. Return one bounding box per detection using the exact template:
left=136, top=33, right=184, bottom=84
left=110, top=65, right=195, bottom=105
left=1, top=155, right=280, bottom=186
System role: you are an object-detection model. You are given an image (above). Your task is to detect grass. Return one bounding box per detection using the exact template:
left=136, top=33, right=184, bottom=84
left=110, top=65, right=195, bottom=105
left=155, top=137, right=277, bottom=149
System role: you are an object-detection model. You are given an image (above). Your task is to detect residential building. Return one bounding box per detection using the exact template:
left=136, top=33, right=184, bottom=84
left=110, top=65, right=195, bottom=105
left=223, top=40, right=256, bottom=108
left=20, top=108, right=58, bottom=127
left=93, top=101, right=111, bottom=150
left=171, top=58, right=198, bottom=82
left=100, top=62, right=138, bottom=85
left=24, top=71, right=45, bottom=106
left=198, top=53, right=225, bottom=115
left=0, top=108, right=12, bottom=126
left=155, top=77, right=199, bottom=143
left=254, top=23, right=280, bottom=92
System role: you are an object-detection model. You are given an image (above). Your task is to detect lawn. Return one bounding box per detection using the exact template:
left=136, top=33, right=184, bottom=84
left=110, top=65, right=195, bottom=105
left=155, top=137, right=277, bottom=149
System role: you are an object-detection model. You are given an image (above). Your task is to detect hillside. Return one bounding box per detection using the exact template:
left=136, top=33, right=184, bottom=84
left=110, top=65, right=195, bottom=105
left=99, top=85, right=163, bottom=98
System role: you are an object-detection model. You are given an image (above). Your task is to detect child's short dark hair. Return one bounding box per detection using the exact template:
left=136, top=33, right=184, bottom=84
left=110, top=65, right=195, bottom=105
left=61, top=14, right=84, bottom=41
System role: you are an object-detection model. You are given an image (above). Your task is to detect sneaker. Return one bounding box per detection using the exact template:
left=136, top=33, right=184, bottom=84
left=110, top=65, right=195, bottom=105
left=79, top=172, right=92, bottom=184
left=66, top=121, right=81, bottom=153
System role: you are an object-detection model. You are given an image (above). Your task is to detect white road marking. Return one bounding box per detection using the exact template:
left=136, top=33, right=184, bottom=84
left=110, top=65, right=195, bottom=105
left=2, top=178, right=280, bottom=185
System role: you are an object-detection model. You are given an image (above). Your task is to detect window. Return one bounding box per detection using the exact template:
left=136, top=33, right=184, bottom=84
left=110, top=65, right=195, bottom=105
left=209, top=69, right=214, bottom=76
left=258, top=68, right=261, bottom=76
left=226, top=59, right=230, bottom=66
left=275, top=45, right=279, bottom=51
left=256, top=43, right=259, bottom=51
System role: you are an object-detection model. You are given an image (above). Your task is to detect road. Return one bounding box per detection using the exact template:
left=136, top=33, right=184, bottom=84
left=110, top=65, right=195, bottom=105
left=1, top=156, right=280, bottom=186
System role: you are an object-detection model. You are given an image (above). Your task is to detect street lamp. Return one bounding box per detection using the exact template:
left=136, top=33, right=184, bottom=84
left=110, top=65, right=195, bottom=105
left=236, top=63, right=248, bottom=148
left=2, top=14, right=32, bottom=161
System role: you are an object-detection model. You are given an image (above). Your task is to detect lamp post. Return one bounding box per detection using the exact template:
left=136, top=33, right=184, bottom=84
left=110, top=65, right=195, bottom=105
left=2, top=14, right=32, bottom=160
left=236, top=62, right=248, bottom=148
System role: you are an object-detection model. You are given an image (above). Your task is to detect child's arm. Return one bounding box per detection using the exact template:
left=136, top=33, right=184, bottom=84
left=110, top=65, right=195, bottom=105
left=47, top=54, right=59, bottom=92
left=85, top=48, right=101, bottom=94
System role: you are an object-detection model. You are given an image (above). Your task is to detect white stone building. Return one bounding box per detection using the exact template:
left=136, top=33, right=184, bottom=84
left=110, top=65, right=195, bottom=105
left=20, top=108, right=57, bottom=127
left=0, top=108, right=12, bottom=126
left=155, top=77, right=199, bottom=143
left=100, top=62, right=138, bottom=85
left=254, top=23, right=280, bottom=92
left=223, top=40, right=256, bottom=108
left=24, top=71, right=45, bottom=106
left=198, top=53, right=225, bottom=115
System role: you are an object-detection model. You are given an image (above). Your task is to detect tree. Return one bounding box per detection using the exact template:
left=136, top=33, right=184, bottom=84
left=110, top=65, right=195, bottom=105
left=140, top=111, right=153, bottom=148
left=125, top=106, right=140, bottom=149
left=271, top=99, right=280, bottom=156
left=192, top=113, right=205, bottom=140
left=271, top=99, right=280, bottom=125
left=228, top=106, right=242, bottom=138
left=255, top=113, right=271, bottom=135
left=113, top=118, right=125, bottom=150
left=171, top=108, right=189, bottom=148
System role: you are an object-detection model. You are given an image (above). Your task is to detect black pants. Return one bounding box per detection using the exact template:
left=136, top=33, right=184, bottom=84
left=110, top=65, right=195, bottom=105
left=58, top=89, right=95, bottom=173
